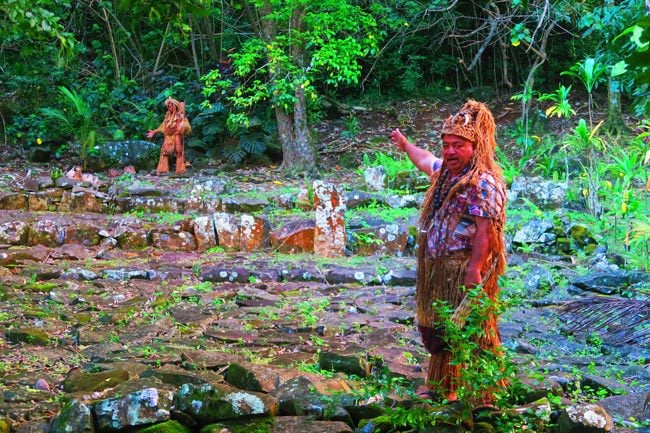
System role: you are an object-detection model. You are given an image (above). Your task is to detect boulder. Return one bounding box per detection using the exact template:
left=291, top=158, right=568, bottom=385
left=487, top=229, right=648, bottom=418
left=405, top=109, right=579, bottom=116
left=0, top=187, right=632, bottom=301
left=239, top=214, right=271, bottom=251
left=314, top=181, right=346, bottom=257
left=95, top=140, right=159, bottom=169
left=0, top=220, right=30, bottom=245
left=49, top=399, right=94, bottom=433
left=270, top=219, right=315, bottom=254
left=363, top=166, right=386, bottom=192
left=213, top=212, right=240, bottom=251
left=94, top=387, right=174, bottom=432
left=61, top=368, right=130, bottom=393
left=0, top=192, right=28, bottom=210
left=220, top=196, right=268, bottom=213
left=28, top=219, right=64, bottom=247
left=174, top=383, right=278, bottom=424
left=509, top=176, right=568, bottom=209
left=556, top=403, right=613, bottom=433
left=192, top=216, right=217, bottom=252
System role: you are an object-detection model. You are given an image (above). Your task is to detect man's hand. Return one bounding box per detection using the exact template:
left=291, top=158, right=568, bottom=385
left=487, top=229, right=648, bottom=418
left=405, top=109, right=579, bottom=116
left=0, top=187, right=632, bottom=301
left=146, top=130, right=156, bottom=139
left=390, top=128, right=409, bottom=151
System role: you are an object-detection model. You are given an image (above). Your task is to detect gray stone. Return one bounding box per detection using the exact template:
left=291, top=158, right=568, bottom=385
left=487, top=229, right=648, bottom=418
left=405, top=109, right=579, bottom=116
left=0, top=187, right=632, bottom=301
left=572, top=270, right=631, bottom=295
left=380, top=268, right=416, bottom=286
left=220, top=195, right=268, bottom=213
left=102, top=269, right=153, bottom=280
left=272, top=416, right=353, bottom=433
left=0, top=220, right=30, bottom=245
left=556, top=403, right=613, bottom=433
left=200, top=266, right=251, bottom=283
left=325, top=267, right=381, bottom=285
left=598, top=393, right=649, bottom=426
left=524, top=265, right=555, bottom=294
left=95, top=140, right=159, bottom=169
left=363, top=166, right=386, bottom=192
left=509, top=176, right=568, bottom=209
left=345, top=191, right=386, bottom=209
left=49, top=399, right=94, bottom=433
left=513, top=219, right=555, bottom=245
left=174, top=383, right=278, bottom=423
left=385, top=193, right=422, bottom=209
left=94, top=387, right=174, bottom=431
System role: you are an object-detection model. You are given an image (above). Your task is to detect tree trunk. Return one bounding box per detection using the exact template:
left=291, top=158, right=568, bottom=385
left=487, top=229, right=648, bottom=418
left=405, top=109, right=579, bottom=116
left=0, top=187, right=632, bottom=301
left=279, top=6, right=317, bottom=174
left=280, top=83, right=317, bottom=174
left=605, top=76, right=629, bottom=135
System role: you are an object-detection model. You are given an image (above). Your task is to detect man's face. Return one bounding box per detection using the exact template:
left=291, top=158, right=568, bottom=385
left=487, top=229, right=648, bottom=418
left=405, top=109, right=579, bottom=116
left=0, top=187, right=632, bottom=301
left=442, top=134, right=474, bottom=176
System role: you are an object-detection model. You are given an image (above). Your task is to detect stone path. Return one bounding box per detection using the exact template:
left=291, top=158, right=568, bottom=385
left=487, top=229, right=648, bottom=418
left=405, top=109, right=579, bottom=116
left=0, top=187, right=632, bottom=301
left=1, top=166, right=648, bottom=433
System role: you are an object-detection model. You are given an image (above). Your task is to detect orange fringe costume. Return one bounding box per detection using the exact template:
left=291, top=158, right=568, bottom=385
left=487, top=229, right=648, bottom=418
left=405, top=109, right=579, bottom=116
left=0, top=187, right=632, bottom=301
left=150, top=97, right=192, bottom=175
left=416, top=100, right=507, bottom=404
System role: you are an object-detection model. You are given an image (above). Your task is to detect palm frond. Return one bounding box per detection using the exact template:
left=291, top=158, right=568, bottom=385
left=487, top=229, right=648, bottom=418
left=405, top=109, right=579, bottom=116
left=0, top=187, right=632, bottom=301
left=40, top=107, right=74, bottom=133
left=558, top=297, right=649, bottom=348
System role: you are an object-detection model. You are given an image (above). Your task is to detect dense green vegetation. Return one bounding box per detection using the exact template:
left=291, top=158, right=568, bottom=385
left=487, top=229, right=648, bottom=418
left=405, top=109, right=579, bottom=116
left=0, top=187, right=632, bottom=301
left=1, top=0, right=647, bottom=163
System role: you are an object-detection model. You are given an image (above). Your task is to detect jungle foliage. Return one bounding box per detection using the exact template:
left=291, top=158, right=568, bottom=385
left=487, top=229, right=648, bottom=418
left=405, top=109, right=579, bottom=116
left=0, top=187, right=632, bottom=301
left=0, top=0, right=648, bottom=170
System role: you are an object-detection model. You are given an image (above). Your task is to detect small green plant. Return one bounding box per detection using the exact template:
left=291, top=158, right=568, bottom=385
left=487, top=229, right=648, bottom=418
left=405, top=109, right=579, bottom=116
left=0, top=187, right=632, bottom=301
left=341, top=114, right=361, bottom=139
left=538, top=84, right=575, bottom=119
left=193, top=281, right=213, bottom=292
left=562, top=57, right=607, bottom=126
left=432, top=284, right=516, bottom=411
left=563, top=119, right=607, bottom=215
left=41, top=86, right=100, bottom=169
left=351, top=231, right=384, bottom=248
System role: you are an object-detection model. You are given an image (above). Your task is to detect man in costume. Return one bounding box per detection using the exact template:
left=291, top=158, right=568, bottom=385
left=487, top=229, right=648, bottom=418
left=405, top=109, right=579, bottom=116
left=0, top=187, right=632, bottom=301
left=147, top=97, right=192, bottom=175
left=391, top=100, right=507, bottom=404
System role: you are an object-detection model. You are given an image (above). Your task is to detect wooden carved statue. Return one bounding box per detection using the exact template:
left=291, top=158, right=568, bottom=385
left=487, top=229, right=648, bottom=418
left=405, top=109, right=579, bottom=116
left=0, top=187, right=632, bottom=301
left=147, top=97, right=192, bottom=175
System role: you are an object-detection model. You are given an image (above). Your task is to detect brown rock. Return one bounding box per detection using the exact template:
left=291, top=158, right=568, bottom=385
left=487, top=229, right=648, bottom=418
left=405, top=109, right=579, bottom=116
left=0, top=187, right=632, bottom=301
left=28, top=189, right=62, bottom=211
left=28, top=219, right=63, bottom=247
left=270, top=219, right=315, bottom=254
left=151, top=231, right=197, bottom=251
left=0, top=220, right=30, bottom=245
left=63, top=223, right=102, bottom=246
left=0, top=192, right=28, bottom=210
left=214, top=212, right=240, bottom=251
left=239, top=214, right=271, bottom=251
left=59, top=189, right=107, bottom=213
left=192, top=216, right=217, bottom=252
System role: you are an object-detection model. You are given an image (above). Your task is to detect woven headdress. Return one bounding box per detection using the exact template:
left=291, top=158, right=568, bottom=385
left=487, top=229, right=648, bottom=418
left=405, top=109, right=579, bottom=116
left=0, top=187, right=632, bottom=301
left=441, top=100, right=497, bottom=170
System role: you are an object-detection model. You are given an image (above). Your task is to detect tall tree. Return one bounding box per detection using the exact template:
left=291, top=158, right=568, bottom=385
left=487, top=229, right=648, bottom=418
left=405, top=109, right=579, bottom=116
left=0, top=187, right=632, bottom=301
left=205, top=0, right=379, bottom=174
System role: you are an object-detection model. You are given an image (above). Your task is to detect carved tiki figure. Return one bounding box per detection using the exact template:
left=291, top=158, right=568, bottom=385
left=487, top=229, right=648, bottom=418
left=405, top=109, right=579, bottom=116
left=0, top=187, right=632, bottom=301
left=147, top=97, right=192, bottom=175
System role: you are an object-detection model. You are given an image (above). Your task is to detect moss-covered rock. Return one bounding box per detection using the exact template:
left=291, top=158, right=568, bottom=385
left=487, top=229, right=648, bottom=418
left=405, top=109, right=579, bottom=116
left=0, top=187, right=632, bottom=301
left=5, top=327, right=51, bottom=345
left=224, top=363, right=263, bottom=392
left=49, top=399, right=94, bottom=433
left=135, top=420, right=190, bottom=433
left=199, top=418, right=273, bottom=433
left=62, top=368, right=130, bottom=393
left=174, top=383, right=278, bottom=424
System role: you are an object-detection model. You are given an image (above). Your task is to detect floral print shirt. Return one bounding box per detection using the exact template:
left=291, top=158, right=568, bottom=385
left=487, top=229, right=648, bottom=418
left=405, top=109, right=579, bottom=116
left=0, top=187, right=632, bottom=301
left=425, top=158, right=506, bottom=257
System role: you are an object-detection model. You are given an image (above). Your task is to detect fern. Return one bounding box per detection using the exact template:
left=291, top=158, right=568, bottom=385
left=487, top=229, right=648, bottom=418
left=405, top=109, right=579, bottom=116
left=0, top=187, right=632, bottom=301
left=224, top=146, right=247, bottom=163
left=240, top=132, right=266, bottom=155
